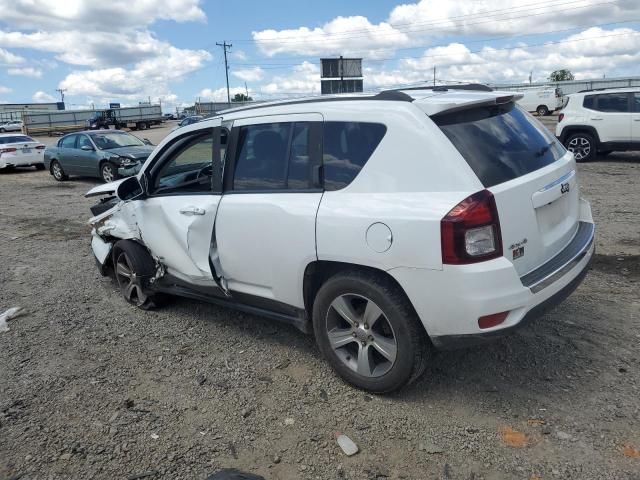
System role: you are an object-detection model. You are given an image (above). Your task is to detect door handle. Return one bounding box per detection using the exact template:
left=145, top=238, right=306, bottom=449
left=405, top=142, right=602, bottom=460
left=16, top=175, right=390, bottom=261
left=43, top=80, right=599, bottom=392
left=590, top=117, right=603, bottom=121
left=634, top=118, right=640, bottom=122
left=179, top=206, right=206, bottom=216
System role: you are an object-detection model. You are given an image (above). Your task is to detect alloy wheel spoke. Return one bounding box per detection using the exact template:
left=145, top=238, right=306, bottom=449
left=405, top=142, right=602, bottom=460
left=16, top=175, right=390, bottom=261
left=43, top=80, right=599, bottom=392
left=371, top=333, right=397, bottom=363
left=124, top=282, right=136, bottom=300
left=328, top=328, right=356, bottom=349
left=116, top=262, right=131, bottom=278
left=356, top=344, right=372, bottom=376
left=330, top=296, right=360, bottom=326
left=363, top=300, right=383, bottom=328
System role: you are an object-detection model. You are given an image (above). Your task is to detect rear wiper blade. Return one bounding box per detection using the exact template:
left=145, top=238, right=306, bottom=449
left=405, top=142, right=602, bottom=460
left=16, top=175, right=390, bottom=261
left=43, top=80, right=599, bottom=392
left=535, top=140, right=556, bottom=157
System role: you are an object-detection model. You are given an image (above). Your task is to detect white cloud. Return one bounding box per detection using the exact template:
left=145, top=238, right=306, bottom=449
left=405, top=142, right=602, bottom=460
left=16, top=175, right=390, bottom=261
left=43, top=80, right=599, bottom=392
left=0, top=0, right=205, bottom=31
left=32, top=91, right=56, bottom=102
left=230, top=50, right=248, bottom=61
left=0, top=85, right=11, bottom=94
left=8, top=67, right=42, bottom=78
left=253, top=16, right=409, bottom=58
left=0, top=47, right=25, bottom=65
left=232, top=67, right=265, bottom=82
left=260, top=62, right=320, bottom=96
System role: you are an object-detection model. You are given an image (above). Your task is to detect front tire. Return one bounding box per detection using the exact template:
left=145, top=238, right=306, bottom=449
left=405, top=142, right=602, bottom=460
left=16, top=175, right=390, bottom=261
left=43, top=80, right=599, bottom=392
left=50, top=160, right=68, bottom=181
left=565, top=132, right=595, bottom=162
left=112, top=240, right=161, bottom=310
left=312, top=271, right=430, bottom=393
left=536, top=105, right=549, bottom=116
left=100, top=161, right=119, bottom=183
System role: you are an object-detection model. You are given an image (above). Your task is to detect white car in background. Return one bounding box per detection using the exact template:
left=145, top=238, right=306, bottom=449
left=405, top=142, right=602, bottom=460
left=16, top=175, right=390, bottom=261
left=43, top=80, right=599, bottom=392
left=0, top=134, right=46, bottom=170
left=85, top=85, right=594, bottom=392
left=0, top=120, right=24, bottom=133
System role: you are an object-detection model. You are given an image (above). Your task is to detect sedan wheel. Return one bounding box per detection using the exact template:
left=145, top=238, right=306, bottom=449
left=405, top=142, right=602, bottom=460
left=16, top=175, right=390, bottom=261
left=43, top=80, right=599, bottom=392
left=101, top=162, right=117, bottom=183
left=51, top=160, right=68, bottom=181
left=115, top=252, right=150, bottom=307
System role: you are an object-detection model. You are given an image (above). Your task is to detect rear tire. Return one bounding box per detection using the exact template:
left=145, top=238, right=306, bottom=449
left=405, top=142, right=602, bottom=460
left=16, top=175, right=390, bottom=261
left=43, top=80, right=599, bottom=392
left=312, top=271, right=430, bottom=393
left=536, top=105, right=549, bottom=116
left=50, top=160, right=68, bottom=181
left=565, top=132, right=595, bottom=162
left=100, top=161, right=119, bottom=183
left=112, top=240, right=162, bottom=310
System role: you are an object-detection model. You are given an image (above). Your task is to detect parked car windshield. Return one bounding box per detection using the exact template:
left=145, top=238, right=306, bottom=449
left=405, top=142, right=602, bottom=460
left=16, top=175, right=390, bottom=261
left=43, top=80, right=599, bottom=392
left=434, top=103, right=565, bottom=188
left=88, top=132, right=145, bottom=150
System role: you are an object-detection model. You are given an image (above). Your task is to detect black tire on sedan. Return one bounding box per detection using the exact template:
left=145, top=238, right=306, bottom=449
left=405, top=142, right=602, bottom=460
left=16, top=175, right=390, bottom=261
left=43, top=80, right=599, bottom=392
left=112, top=240, right=162, bottom=310
left=100, top=161, right=119, bottom=183
left=312, top=271, right=430, bottom=393
left=565, top=132, right=595, bottom=162
left=50, top=160, right=68, bottom=181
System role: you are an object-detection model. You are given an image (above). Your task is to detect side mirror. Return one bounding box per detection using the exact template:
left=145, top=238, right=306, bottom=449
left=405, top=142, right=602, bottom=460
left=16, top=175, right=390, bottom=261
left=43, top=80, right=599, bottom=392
left=143, top=138, right=153, bottom=145
left=116, top=175, right=145, bottom=201
left=81, top=145, right=94, bottom=151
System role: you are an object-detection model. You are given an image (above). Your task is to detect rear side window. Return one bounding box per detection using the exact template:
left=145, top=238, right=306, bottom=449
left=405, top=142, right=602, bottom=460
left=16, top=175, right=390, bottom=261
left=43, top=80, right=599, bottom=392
left=583, top=95, right=595, bottom=109
left=233, top=122, right=316, bottom=191
left=322, top=122, right=386, bottom=190
left=594, top=93, right=629, bottom=112
left=435, top=103, right=565, bottom=188
left=0, top=135, right=33, bottom=144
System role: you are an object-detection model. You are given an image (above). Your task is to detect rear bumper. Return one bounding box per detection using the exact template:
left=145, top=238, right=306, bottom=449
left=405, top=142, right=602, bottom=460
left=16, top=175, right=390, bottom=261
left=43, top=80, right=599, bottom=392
left=0, top=153, right=44, bottom=168
left=389, top=202, right=595, bottom=350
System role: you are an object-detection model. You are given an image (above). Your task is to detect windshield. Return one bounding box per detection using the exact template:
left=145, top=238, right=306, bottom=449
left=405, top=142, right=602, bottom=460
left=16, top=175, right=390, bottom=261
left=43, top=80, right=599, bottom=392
left=434, top=103, right=566, bottom=188
left=89, top=132, right=145, bottom=150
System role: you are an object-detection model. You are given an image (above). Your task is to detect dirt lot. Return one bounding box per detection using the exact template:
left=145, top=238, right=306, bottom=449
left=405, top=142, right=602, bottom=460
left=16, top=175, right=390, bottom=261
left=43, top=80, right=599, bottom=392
left=1, top=120, right=639, bottom=480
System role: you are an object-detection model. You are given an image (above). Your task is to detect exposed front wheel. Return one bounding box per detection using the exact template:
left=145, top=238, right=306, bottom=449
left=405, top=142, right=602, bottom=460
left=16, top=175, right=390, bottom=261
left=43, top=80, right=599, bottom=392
left=100, top=161, right=119, bottom=183
left=112, top=240, right=161, bottom=310
left=565, top=133, right=595, bottom=162
left=51, top=160, right=68, bottom=181
left=536, top=105, right=549, bottom=116
left=313, top=271, right=430, bottom=393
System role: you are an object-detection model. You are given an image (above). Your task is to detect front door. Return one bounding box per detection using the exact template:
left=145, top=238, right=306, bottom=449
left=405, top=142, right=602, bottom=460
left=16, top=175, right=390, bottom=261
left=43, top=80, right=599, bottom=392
left=75, top=134, right=99, bottom=176
left=135, top=120, right=225, bottom=284
left=214, top=113, right=323, bottom=309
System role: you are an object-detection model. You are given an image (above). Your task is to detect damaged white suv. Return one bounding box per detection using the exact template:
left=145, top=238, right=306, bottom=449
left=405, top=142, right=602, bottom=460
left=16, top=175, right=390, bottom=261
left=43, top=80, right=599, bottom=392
left=87, top=85, right=595, bottom=393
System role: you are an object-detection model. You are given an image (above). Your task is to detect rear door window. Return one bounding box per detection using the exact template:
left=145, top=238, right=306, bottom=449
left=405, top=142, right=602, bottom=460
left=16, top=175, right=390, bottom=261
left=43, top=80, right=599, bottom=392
left=593, top=93, right=630, bottom=113
left=435, top=103, right=565, bottom=188
left=322, top=122, right=386, bottom=190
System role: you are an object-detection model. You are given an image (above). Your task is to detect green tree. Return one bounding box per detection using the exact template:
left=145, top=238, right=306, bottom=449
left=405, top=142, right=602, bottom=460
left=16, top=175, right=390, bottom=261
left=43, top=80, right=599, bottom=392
left=232, top=93, right=253, bottom=102
left=548, top=69, right=575, bottom=82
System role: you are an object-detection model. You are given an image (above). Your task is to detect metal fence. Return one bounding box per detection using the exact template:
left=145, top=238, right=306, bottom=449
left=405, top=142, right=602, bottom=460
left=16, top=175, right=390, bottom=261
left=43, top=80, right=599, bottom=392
left=22, top=109, right=100, bottom=135
left=491, top=76, right=640, bottom=95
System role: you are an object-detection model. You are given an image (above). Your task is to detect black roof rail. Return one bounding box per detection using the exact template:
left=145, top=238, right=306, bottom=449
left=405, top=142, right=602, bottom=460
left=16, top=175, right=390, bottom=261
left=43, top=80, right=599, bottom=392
left=387, top=83, right=493, bottom=93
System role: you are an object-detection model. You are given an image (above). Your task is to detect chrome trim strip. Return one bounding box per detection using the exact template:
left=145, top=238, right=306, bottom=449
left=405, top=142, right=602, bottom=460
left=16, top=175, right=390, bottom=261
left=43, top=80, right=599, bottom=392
left=540, top=169, right=575, bottom=192
left=522, top=222, right=595, bottom=294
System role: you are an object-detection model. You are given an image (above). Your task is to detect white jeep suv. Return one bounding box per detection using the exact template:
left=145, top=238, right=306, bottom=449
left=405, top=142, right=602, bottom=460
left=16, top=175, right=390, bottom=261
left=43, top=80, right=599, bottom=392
left=86, top=85, right=595, bottom=393
left=556, top=87, right=640, bottom=162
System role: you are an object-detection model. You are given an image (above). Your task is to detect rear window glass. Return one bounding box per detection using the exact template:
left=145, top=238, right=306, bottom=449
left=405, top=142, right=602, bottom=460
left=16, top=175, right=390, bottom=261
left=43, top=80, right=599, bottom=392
left=322, top=122, right=386, bottom=190
left=435, top=103, right=565, bottom=188
left=0, top=135, right=33, bottom=144
left=583, top=95, right=595, bottom=109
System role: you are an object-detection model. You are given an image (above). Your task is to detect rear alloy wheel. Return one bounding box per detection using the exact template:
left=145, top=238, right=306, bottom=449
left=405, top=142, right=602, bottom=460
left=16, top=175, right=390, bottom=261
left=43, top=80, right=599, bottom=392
left=100, top=161, right=118, bottom=183
left=565, top=133, right=595, bottom=162
left=313, top=271, right=430, bottom=393
left=112, top=240, right=161, bottom=310
left=51, top=160, right=68, bottom=181
left=536, top=105, right=549, bottom=116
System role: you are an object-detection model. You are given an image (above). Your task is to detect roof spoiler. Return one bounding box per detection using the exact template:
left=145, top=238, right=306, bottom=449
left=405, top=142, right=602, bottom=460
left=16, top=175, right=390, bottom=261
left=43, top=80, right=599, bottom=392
left=388, top=83, right=494, bottom=93
left=419, top=93, right=523, bottom=117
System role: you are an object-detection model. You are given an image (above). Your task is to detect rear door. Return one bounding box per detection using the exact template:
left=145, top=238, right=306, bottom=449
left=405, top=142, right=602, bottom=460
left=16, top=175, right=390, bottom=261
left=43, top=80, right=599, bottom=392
left=631, top=92, right=640, bottom=144
left=214, top=113, right=323, bottom=309
left=58, top=134, right=81, bottom=174
left=434, top=103, right=581, bottom=276
left=587, top=92, right=631, bottom=143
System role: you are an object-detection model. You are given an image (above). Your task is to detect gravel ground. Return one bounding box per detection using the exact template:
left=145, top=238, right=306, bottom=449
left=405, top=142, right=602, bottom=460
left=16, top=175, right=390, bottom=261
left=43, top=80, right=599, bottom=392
left=0, top=121, right=639, bottom=480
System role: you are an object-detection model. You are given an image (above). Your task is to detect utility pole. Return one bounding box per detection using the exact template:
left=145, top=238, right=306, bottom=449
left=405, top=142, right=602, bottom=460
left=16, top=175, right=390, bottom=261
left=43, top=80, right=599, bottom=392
left=529, top=71, right=533, bottom=84
left=244, top=82, right=249, bottom=102
left=55, top=88, right=67, bottom=103
left=216, top=41, right=233, bottom=106
left=433, top=66, right=436, bottom=86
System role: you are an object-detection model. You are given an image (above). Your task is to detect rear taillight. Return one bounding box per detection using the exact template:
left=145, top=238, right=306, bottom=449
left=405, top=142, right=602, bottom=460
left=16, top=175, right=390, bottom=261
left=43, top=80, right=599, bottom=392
left=558, top=113, right=564, bottom=123
left=35, top=145, right=45, bottom=149
left=441, top=190, right=502, bottom=265
left=0, top=147, right=17, bottom=154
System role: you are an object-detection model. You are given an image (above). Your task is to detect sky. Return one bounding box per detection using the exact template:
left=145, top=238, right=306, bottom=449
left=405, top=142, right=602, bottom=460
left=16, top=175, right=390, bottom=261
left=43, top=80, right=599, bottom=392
left=1, top=0, right=640, bottom=112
